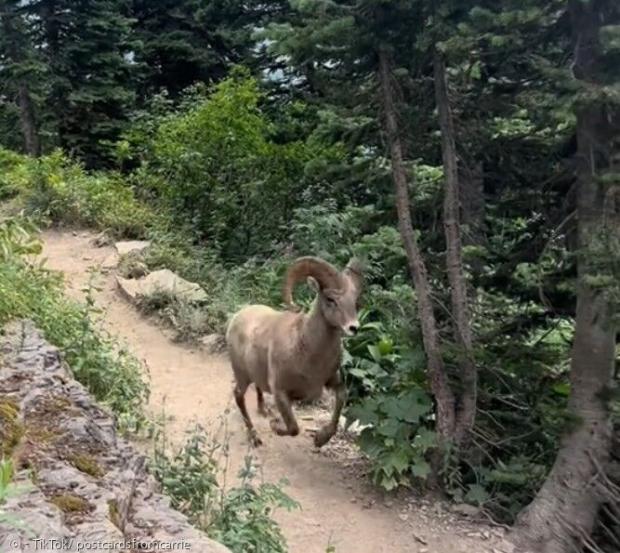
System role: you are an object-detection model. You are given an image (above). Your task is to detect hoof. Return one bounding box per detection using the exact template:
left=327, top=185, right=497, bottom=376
left=250, top=430, right=263, bottom=447
left=270, top=418, right=299, bottom=437
left=313, top=426, right=335, bottom=448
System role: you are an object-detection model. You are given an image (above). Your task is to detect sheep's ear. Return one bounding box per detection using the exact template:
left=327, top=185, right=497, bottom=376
left=306, top=276, right=320, bottom=292
left=344, top=257, right=364, bottom=293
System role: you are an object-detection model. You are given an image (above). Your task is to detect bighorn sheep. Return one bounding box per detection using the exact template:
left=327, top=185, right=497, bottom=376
left=226, top=256, right=363, bottom=447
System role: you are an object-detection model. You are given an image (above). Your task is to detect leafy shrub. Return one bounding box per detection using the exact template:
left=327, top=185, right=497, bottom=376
left=343, top=316, right=435, bottom=490
left=123, top=69, right=344, bottom=259
left=0, top=217, right=148, bottom=428
left=151, top=425, right=299, bottom=553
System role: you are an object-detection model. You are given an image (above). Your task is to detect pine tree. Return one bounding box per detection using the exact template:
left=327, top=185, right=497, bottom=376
left=512, top=1, right=620, bottom=551
left=25, top=0, right=139, bottom=166
left=0, top=0, right=44, bottom=155
left=130, top=0, right=260, bottom=98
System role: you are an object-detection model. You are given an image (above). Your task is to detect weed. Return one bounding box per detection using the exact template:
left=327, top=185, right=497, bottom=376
left=0, top=458, right=34, bottom=532
left=151, top=423, right=299, bottom=553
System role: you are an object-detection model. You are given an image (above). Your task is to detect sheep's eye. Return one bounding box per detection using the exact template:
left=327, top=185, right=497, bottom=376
left=325, top=297, right=337, bottom=306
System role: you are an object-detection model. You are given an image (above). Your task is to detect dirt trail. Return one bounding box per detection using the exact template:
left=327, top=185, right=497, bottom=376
left=41, top=229, right=509, bottom=553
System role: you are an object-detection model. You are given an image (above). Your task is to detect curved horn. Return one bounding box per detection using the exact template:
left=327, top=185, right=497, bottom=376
left=283, top=256, right=342, bottom=309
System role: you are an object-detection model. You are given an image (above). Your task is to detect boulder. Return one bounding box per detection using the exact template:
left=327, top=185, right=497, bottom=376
left=116, top=269, right=207, bottom=304
left=200, top=333, right=227, bottom=353
left=114, top=240, right=151, bottom=256
left=0, top=320, right=230, bottom=553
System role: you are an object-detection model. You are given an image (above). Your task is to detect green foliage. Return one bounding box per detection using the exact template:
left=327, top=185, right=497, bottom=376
left=344, top=316, right=435, bottom=490
left=151, top=425, right=299, bottom=553
left=209, top=457, right=300, bottom=553
left=0, top=217, right=148, bottom=428
left=2, top=148, right=154, bottom=238
left=123, top=71, right=344, bottom=259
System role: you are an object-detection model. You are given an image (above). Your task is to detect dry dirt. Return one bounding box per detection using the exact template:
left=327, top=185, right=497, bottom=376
left=40, top=229, right=513, bottom=553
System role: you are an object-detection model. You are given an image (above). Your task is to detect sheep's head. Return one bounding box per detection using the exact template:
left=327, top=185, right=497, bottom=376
left=283, top=256, right=364, bottom=336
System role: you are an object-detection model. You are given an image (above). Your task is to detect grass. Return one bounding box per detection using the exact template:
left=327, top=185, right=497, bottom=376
left=0, top=217, right=148, bottom=429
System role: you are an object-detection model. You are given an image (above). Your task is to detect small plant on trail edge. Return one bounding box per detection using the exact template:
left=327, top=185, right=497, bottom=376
left=151, top=424, right=299, bottom=553
left=0, top=458, right=34, bottom=533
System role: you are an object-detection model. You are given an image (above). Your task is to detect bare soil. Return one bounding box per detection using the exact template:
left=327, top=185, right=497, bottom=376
left=41, top=229, right=513, bottom=553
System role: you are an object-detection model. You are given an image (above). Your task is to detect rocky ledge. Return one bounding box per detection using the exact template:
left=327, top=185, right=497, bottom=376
left=0, top=320, right=229, bottom=553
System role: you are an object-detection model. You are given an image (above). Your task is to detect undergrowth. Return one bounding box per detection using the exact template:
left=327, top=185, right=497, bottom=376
left=1, top=147, right=154, bottom=239
left=151, top=423, right=299, bottom=553
left=0, top=217, right=148, bottom=429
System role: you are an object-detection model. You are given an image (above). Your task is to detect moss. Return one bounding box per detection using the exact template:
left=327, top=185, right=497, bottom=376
left=108, top=499, right=121, bottom=529
left=0, top=396, right=24, bottom=456
left=68, top=453, right=104, bottom=478
left=24, top=425, right=61, bottom=444
left=50, top=493, right=91, bottom=514
left=40, top=395, right=73, bottom=414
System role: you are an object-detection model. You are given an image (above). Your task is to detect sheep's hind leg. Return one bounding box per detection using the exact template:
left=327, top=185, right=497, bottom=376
left=270, top=390, right=299, bottom=437
left=314, top=373, right=346, bottom=448
left=234, top=382, right=262, bottom=447
left=256, top=386, right=272, bottom=417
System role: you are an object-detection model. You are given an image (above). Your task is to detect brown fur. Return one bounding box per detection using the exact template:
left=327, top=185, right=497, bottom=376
left=226, top=257, right=363, bottom=447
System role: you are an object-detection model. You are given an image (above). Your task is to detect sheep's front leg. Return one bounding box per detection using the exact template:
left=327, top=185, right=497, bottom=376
left=314, top=373, right=346, bottom=448
left=270, top=390, right=300, bottom=437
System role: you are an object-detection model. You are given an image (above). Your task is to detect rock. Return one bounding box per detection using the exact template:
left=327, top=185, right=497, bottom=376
left=91, top=232, right=113, bottom=248
left=398, top=513, right=409, bottom=521
left=452, top=503, right=481, bottom=517
left=0, top=320, right=230, bottom=553
left=101, top=253, right=119, bottom=271
left=117, top=269, right=207, bottom=305
left=200, top=334, right=226, bottom=353
left=115, top=240, right=151, bottom=256
left=339, top=417, right=371, bottom=435
left=125, top=261, right=149, bottom=279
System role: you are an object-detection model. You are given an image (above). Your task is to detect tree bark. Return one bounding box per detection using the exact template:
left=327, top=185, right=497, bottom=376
left=512, top=2, right=619, bottom=551
left=433, top=49, right=477, bottom=447
left=17, top=82, right=41, bottom=156
left=460, top=161, right=485, bottom=251
left=378, top=46, right=456, bottom=443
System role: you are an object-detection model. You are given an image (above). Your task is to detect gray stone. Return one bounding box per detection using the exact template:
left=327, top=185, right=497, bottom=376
left=452, top=503, right=481, bottom=517
left=200, top=334, right=226, bottom=353
left=0, top=320, right=230, bottom=553
left=117, top=269, right=207, bottom=304
left=114, top=241, right=151, bottom=256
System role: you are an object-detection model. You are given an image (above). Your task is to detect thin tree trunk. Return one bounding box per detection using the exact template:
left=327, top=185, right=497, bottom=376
left=433, top=49, right=477, bottom=447
left=460, top=161, right=485, bottom=252
left=512, top=2, right=619, bottom=551
left=378, top=46, right=456, bottom=443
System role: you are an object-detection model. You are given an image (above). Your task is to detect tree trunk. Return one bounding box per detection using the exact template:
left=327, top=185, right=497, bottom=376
left=512, top=2, right=619, bottom=551
left=17, top=82, right=41, bottom=156
left=460, top=161, right=485, bottom=252
left=377, top=46, right=456, bottom=443
left=433, top=49, right=477, bottom=447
